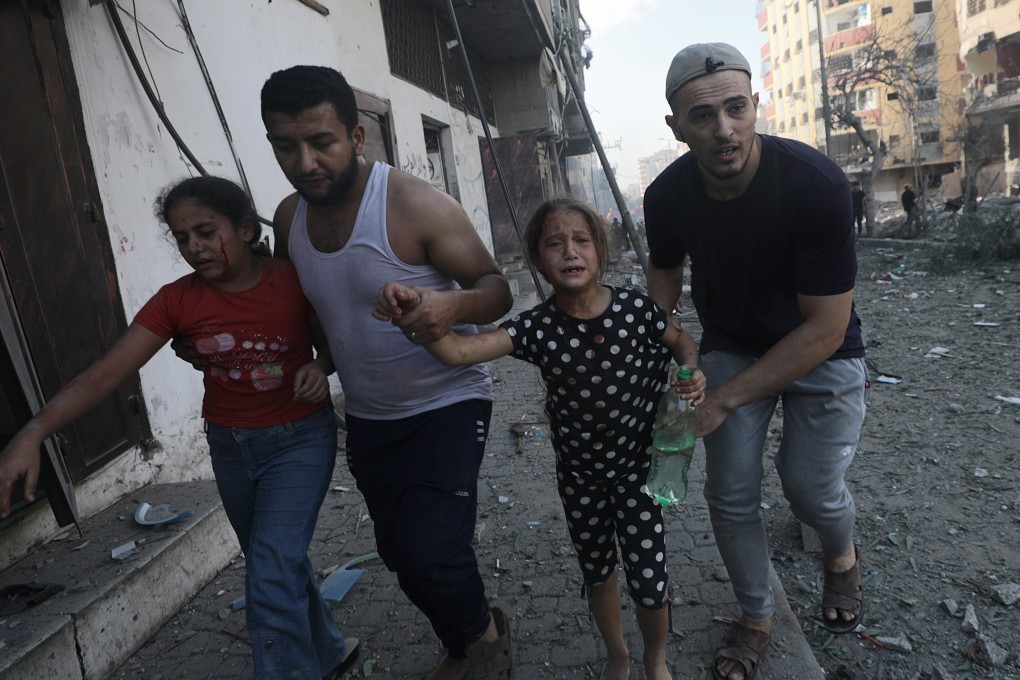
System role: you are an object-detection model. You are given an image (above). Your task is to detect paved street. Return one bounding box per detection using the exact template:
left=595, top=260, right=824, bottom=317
left=111, top=290, right=821, bottom=680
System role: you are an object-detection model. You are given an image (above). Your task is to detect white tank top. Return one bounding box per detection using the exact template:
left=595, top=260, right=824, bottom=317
left=287, top=162, right=492, bottom=419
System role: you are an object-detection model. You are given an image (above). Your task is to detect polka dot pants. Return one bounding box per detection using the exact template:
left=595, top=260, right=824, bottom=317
left=557, top=462, right=669, bottom=610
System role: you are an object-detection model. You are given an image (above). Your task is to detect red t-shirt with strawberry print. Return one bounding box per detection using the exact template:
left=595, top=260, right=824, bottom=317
left=134, top=258, right=329, bottom=428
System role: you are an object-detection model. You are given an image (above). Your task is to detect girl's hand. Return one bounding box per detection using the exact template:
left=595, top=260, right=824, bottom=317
left=0, top=431, right=44, bottom=518
left=671, top=365, right=707, bottom=407
left=293, top=362, right=329, bottom=403
left=373, top=282, right=422, bottom=322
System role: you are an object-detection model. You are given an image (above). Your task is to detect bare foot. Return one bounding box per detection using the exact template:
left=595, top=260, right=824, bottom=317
left=599, top=653, right=630, bottom=680
left=642, top=656, right=672, bottom=680
left=424, top=654, right=467, bottom=680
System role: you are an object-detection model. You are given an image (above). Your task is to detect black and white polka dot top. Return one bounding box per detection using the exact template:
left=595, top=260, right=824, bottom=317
left=500, top=287, right=673, bottom=469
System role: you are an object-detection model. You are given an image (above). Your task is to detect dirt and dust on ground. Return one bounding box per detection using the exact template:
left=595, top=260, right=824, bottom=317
left=612, top=212, right=1020, bottom=680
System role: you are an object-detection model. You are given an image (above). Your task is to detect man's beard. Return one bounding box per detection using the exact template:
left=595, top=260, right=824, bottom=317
left=296, top=152, right=359, bottom=207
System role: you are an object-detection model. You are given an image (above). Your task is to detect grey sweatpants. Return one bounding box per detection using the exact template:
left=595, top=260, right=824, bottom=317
left=700, top=351, right=868, bottom=622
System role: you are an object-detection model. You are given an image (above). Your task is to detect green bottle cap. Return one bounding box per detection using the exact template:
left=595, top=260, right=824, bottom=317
left=675, top=365, right=694, bottom=380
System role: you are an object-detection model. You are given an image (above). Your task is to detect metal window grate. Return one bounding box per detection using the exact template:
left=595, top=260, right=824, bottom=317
left=379, top=0, right=495, bottom=125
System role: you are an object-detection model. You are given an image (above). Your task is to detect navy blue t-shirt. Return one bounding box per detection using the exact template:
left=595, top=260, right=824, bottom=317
left=644, top=134, right=864, bottom=359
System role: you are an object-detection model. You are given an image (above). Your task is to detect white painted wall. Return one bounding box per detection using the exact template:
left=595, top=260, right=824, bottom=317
left=53, top=0, right=496, bottom=500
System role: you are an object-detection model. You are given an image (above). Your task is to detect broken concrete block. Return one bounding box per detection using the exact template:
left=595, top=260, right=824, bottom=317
left=962, top=604, right=980, bottom=633
left=940, top=598, right=959, bottom=616
left=875, top=634, right=912, bottom=653
left=964, top=634, right=1009, bottom=668
left=992, top=582, right=1020, bottom=607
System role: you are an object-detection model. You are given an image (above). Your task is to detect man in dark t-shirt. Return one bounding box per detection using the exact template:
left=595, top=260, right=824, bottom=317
left=644, top=42, right=868, bottom=680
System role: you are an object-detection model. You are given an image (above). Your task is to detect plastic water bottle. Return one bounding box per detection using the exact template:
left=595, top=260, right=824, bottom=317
left=643, top=366, right=699, bottom=507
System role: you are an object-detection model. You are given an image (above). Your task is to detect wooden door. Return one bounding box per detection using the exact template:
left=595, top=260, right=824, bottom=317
left=0, top=0, right=150, bottom=522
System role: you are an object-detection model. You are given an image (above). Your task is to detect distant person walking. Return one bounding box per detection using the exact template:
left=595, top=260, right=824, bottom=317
left=900, top=183, right=917, bottom=236
left=851, top=181, right=868, bottom=236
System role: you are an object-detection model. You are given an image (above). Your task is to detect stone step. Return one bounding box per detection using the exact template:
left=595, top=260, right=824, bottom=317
left=0, top=480, right=236, bottom=680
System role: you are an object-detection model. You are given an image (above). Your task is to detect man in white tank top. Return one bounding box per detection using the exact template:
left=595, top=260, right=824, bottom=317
left=261, top=66, right=514, bottom=680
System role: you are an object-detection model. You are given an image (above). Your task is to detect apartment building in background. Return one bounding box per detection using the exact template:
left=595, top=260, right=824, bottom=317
left=957, top=0, right=1020, bottom=196
left=637, top=147, right=685, bottom=196
left=757, top=0, right=965, bottom=201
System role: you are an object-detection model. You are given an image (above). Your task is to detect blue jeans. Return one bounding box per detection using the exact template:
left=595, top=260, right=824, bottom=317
left=700, top=352, right=867, bottom=623
left=207, top=407, right=346, bottom=679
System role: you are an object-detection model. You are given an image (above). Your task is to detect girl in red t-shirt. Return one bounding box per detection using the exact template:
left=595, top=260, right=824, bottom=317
left=0, top=176, right=358, bottom=680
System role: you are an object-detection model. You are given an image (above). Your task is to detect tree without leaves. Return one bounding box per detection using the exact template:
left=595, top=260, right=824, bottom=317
left=823, top=5, right=962, bottom=237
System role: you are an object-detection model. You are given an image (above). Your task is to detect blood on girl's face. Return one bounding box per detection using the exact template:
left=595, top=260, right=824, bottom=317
left=167, top=199, right=254, bottom=287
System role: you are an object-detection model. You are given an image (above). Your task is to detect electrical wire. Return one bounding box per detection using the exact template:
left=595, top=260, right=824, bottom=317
left=103, top=1, right=272, bottom=227
left=518, top=0, right=648, bottom=272
left=104, top=0, right=206, bottom=173
left=176, top=0, right=252, bottom=198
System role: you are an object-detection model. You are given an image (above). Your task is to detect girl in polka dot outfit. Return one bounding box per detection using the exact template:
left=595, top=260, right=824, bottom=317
left=378, top=197, right=705, bottom=680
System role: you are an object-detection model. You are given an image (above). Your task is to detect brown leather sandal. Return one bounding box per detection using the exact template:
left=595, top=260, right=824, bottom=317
left=819, top=543, right=865, bottom=634
left=713, top=621, right=770, bottom=680
left=466, top=606, right=513, bottom=679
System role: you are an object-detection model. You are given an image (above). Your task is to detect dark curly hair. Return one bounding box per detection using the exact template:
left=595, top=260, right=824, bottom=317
left=155, top=176, right=270, bottom=256
left=260, top=65, right=359, bottom=131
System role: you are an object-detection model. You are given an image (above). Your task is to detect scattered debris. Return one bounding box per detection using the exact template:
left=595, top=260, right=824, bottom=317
left=0, top=582, right=64, bottom=616
left=874, top=633, right=912, bottom=653
left=964, top=634, right=1009, bottom=667
left=111, top=541, right=138, bottom=561
left=230, top=552, right=380, bottom=612
left=875, top=374, right=902, bottom=384
left=941, top=599, right=959, bottom=616
left=321, top=553, right=379, bottom=608
left=961, top=604, right=980, bottom=633
left=994, top=395, right=1020, bottom=406
left=992, top=582, right=1020, bottom=606
left=924, top=346, right=954, bottom=359
left=134, top=501, right=193, bottom=526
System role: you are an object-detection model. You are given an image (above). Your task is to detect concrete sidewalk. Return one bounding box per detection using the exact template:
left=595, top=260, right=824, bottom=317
left=104, top=295, right=824, bottom=680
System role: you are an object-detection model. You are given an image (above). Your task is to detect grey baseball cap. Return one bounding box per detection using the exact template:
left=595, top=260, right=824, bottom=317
left=665, top=42, right=752, bottom=103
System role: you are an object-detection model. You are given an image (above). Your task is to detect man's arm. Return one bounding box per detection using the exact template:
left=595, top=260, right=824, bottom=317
left=271, top=193, right=300, bottom=260
left=696, top=290, right=854, bottom=437
left=385, top=173, right=512, bottom=342
left=646, top=262, right=686, bottom=314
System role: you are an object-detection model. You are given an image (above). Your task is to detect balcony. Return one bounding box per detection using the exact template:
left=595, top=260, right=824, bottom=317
left=418, top=0, right=552, bottom=61
left=825, top=24, right=876, bottom=53
left=967, top=73, right=1020, bottom=117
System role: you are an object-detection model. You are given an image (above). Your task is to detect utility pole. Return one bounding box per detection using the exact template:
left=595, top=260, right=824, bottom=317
left=556, top=54, right=649, bottom=272
left=814, top=0, right=833, bottom=157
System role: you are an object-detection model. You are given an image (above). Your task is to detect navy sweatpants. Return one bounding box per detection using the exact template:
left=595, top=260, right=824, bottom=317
left=344, top=399, right=492, bottom=657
